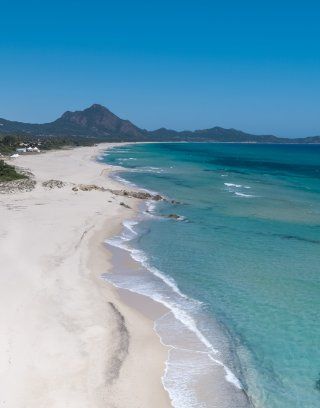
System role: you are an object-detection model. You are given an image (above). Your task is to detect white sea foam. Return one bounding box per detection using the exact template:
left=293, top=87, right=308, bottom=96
left=112, top=174, right=138, bottom=188
left=130, top=166, right=165, bottom=174
left=208, top=355, right=242, bottom=389
left=224, top=182, right=251, bottom=188
left=145, top=200, right=157, bottom=214
left=111, top=242, right=188, bottom=300
left=102, top=152, right=244, bottom=405
left=122, top=219, right=138, bottom=235
left=161, top=349, right=209, bottom=408
left=224, top=182, right=242, bottom=188
left=234, top=192, right=254, bottom=198
left=104, top=216, right=244, bottom=407
left=106, top=220, right=215, bottom=342
left=224, top=182, right=254, bottom=198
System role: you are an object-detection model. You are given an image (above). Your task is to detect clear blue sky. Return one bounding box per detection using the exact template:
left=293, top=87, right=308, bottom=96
left=1, top=0, right=320, bottom=137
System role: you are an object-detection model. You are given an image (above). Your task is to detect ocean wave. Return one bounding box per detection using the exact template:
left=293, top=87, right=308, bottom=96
left=106, top=237, right=189, bottom=301
left=224, top=182, right=251, bottom=189
left=145, top=200, right=157, bottom=214
left=122, top=219, right=139, bottom=235
left=224, top=182, right=255, bottom=198
left=112, top=173, right=138, bottom=188
left=208, top=354, right=242, bottom=389
left=130, top=166, right=165, bottom=174
left=224, top=182, right=242, bottom=188
left=234, top=192, right=255, bottom=198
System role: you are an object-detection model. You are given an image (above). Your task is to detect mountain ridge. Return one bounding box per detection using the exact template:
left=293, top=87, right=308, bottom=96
left=0, top=104, right=319, bottom=143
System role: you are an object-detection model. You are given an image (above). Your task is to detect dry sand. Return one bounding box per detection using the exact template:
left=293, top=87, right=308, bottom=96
left=0, top=144, right=171, bottom=408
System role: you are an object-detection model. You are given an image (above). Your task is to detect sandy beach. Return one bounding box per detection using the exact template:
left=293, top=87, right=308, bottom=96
left=0, top=144, right=171, bottom=408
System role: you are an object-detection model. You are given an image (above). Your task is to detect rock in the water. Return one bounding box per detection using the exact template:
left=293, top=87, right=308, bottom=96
left=153, top=194, right=163, bottom=201
left=165, top=213, right=184, bottom=220
left=108, top=189, right=164, bottom=201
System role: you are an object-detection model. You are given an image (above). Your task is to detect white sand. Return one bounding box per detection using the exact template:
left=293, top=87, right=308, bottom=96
left=0, top=145, right=171, bottom=408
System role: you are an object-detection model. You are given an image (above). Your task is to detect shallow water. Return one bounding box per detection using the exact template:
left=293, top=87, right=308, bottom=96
left=102, top=143, right=320, bottom=407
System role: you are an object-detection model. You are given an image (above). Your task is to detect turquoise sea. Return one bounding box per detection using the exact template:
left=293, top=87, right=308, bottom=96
left=102, top=143, right=320, bottom=407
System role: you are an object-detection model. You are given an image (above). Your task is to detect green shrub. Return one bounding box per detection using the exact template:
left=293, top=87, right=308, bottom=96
left=0, top=160, right=27, bottom=181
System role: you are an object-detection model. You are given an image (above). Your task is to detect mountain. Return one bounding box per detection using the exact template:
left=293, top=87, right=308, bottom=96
left=147, top=127, right=282, bottom=143
left=0, top=104, right=319, bottom=143
left=0, top=104, right=147, bottom=140
left=51, top=104, right=146, bottom=139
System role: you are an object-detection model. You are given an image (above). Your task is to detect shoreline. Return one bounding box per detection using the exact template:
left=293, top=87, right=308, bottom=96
left=0, top=143, right=171, bottom=407
left=102, top=144, right=254, bottom=408
left=104, top=210, right=252, bottom=408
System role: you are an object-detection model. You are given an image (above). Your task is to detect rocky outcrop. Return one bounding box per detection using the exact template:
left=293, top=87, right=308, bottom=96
left=70, top=184, right=167, bottom=202
left=109, top=189, right=164, bottom=201
left=72, top=184, right=106, bottom=192
left=164, top=213, right=185, bottom=221
left=166, top=214, right=180, bottom=219
left=42, top=180, right=66, bottom=189
left=0, top=179, right=36, bottom=194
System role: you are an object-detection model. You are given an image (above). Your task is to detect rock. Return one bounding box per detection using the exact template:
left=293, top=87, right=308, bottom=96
left=74, top=184, right=106, bottom=192
left=70, top=185, right=167, bottom=203
left=42, top=179, right=66, bottom=189
left=164, top=213, right=185, bottom=221
left=108, top=189, right=164, bottom=201
left=0, top=179, right=36, bottom=194
left=120, top=202, right=131, bottom=209
left=167, top=214, right=180, bottom=219
left=153, top=194, right=163, bottom=201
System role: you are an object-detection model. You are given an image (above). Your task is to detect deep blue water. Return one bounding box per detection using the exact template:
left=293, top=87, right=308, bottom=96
left=102, top=143, right=320, bottom=407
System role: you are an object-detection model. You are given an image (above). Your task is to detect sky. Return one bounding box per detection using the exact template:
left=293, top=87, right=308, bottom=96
left=0, top=0, right=320, bottom=137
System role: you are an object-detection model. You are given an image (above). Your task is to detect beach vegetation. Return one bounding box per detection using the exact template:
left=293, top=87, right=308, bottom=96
left=0, top=160, right=27, bottom=182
